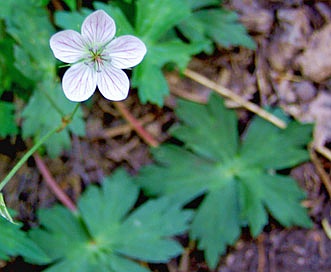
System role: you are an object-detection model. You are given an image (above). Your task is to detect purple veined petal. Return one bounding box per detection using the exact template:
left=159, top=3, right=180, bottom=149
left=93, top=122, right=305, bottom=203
left=50, top=30, right=87, bottom=63
left=81, top=10, right=116, bottom=46
left=62, top=63, right=97, bottom=102
left=106, top=35, right=147, bottom=69
left=97, top=64, right=130, bottom=101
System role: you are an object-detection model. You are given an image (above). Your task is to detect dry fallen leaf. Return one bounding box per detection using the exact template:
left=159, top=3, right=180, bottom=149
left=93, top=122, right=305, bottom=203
left=302, top=91, right=331, bottom=148
left=295, top=23, right=331, bottom=82
left=268, top=8, right=312, bottom=72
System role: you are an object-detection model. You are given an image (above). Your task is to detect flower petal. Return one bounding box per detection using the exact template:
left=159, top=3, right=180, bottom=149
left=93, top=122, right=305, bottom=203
left=81, top=10, right=116, bottom=46
left=106, top=35, right=147, bottom=69
left=62, top=63, right=97, bottom=102
left=97, top=64, right=129, bottom=101
left=50, top=30, right=87, bottom=63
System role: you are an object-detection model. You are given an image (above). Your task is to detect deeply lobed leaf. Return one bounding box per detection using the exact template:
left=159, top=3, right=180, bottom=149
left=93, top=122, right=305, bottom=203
left=30, top=169, right=192, bottom=272
left=138, top=93, right=313, bottom=268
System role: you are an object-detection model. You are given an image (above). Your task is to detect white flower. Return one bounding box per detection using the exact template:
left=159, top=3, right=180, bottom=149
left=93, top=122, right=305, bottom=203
left=50, top=10, right=147, bottom=102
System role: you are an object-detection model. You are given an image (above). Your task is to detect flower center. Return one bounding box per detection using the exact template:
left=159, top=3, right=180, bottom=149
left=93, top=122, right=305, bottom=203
left=86, top=46, right=110, bottom=73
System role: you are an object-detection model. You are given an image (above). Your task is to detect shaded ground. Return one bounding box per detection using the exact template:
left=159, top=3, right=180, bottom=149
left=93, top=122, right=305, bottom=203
left=0, top=0, right=331, bottom=271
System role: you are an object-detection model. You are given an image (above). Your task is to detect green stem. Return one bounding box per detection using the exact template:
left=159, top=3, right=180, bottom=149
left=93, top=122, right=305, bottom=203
left=0, top=103, right=80, bottom=191
left=0, top=127, right=57, bottom=191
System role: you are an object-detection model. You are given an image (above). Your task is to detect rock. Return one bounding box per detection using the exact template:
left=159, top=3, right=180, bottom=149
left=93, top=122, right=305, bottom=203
left=295, top=23, right=331, bottom=82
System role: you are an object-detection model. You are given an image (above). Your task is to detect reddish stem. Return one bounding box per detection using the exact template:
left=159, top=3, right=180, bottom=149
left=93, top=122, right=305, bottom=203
left=114, top=102, right=159, bottom=147
left=33, top=154, right=77, bottom=212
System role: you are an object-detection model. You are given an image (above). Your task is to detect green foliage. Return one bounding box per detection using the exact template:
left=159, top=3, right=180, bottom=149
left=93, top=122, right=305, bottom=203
left=21, top=81, right=85, bottom=158
left=29, top=169, right=193, bottom=272
left=53, top=0, right=255, bottom=106
left=0, top=0, right=85, bottom=157
left=0, top=212, right=49, bottom=264
left=2, top=0, right=55, bottom=79
left=137, top=94, right=313, bottom=268
left=178, top=1, right=256, bottom=53
left=0, top=101, right=18, bottom=137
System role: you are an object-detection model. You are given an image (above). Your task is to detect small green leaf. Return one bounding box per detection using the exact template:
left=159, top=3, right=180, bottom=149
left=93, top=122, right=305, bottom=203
left=30, top=169, right=193, bottom=272
left=0, top=101, right=18, bottom=137
left=138, top=93, right=312, bottom=269
left=0, top=208, right=50, bottom=264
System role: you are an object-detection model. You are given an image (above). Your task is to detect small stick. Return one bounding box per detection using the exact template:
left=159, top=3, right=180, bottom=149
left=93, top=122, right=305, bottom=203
left=101, top=114, right=155, bottom=139
left=315, top=145, right=331, bottom=162
left=34, top=154, right=77, bottom=212
left=114, top=102, right=159, bottom=147
left=310, top=148, right=331, bottom=198
left=257, top=234, right=266, bottom=272
left=184, top=69, right=287, bottom=129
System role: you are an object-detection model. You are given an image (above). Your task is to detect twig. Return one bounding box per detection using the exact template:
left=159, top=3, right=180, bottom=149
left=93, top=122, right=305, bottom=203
left=184, top=69, right=287, bottom=129
left=310, top=148, right=331, bottom=198
left=33, top=154, right=77, bottom=212
left=257, top=234, right=266, bottom=272
left=315, top=145, right=331, bottom=162
left=321, top=218, right=331, bottom=240
left=114, top=102, right=159, bottom=147
left=97, top=114, right=155, bottom=139
left=178, top=240, right=195, bottom=272
left=51, top=0, right=63, bottom=10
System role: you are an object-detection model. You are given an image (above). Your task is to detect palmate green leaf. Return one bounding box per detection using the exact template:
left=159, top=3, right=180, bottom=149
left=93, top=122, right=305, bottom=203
left=178, top=1, right=256, bottom=53
left=29, top=169, right=192, bottom=272
left=21, top=81, right=85, bottom=158
left=137, top=93, right=313, bottom=269
left=0, top=101, right=18, bottom=137
left=0, top=212, right=50, bottom=264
